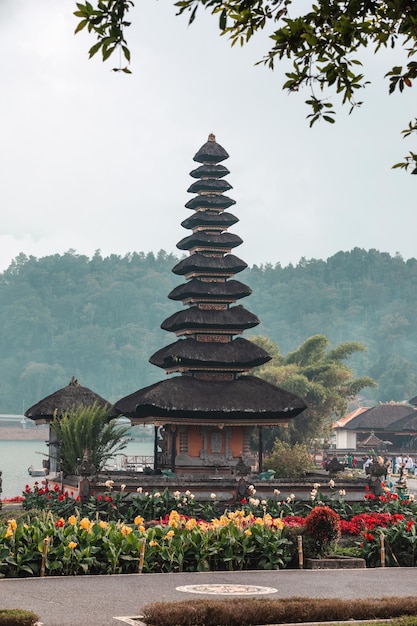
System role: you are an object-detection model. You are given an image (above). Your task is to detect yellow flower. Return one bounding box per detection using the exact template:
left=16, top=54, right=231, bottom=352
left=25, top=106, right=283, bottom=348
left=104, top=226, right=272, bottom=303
left=245, top=530, right=252, bottom=536
left=273, top=518, right=284, bottom=530
left=149, top=539, right=158, bottom=547
left=165, top=530, right=175, bottom=538
left=185, top=518, right=197, bottom=531
left=5, top=527, right=13, bottom=538
left=138, top=525, right=145, bottom=533
left=168, top=510, right=181, bottom=528
left=121, top=525, right=132, bottom=537
left=68, top=515, right=77, bottom=526
left=7, top=519, right=17, bottom=530
left=134, top=515, right=144, bottom=526
left=99, top=520, right=108, bottom=529
left=23, top=523, right=29, bottom=530
left=80, top=518, right=92, bottom=531
left=68, top=541, right=77, bottom=550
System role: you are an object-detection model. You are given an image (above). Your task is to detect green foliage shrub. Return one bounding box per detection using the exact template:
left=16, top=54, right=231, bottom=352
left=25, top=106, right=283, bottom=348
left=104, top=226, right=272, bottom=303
left=0, top=610, right=39, bottom=626
left=142, top=597, right=417, bottom=626
left=263, top=439, right=314, bottom=477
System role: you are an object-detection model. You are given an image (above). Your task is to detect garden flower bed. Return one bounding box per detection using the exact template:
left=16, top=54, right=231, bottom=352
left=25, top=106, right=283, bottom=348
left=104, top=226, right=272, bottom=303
left=0, top=479, right=416, bottom=577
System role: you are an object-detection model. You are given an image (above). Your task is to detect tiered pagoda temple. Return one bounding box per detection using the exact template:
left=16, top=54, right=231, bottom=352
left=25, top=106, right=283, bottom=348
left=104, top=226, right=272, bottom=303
left=115, top=134, right=306, bottom=475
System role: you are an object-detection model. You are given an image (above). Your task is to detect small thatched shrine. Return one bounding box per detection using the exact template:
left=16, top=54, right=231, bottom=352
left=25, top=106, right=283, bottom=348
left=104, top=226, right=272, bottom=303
left=25, top=376, right=116, bottom=474
left=115, top=134, right=307, bottom=475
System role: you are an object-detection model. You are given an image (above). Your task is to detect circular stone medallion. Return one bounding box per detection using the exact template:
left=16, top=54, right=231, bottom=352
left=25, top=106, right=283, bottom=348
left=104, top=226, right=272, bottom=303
left=176, top=584, right=277, bottom=595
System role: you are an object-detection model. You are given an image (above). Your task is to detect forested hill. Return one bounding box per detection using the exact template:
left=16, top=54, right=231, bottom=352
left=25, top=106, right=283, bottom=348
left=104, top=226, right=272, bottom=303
left=1, top=248, right=416, bottom=414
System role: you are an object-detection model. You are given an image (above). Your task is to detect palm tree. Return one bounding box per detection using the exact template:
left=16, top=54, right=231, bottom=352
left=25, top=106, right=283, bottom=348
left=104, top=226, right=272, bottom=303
left=251, top=334, right=376, bottom=446
left=51, top=402, right=131, bottom=475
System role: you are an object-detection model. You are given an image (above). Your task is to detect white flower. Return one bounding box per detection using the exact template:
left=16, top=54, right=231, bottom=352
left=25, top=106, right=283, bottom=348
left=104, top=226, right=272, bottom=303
left=182, top=497, right=187, bottom=503
left=289, top=493, right=295, bottom=500
left=105, top=480, right=114, bottom=489
left=190, top=493, right=195, bottom=500
left=185, top=490, right=191, bottom=496
left=173, top=491, right=181, bottom=499
left=286, top=496, right=292, bottom=503
left=210, top=493, right=217, bottom=500
left=313, top=483, right=320, bottom=490
left=273, top=489, right=281, bottom=496
left=249, top=497, right=260, bottom=506
left=261, top=499, right=267, bottom=506
left=120, top=484, right=126, bottom=492
left=248, top=484, right=255, bottom=492
left=329, top=480, right=335, bottom=488
left=154, top=492, right=160, bottom=498
left=339, top=489, right=346, bottom=497
left=136, top=487, right=143, bottom=493
left=409, top=494, right=415, bottom=502
left=310, top=489, right=317, bottom=499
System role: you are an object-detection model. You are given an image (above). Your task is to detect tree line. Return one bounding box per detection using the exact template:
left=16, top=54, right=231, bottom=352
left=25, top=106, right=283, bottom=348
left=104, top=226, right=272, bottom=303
left=0, top=247, right=416, bottom=414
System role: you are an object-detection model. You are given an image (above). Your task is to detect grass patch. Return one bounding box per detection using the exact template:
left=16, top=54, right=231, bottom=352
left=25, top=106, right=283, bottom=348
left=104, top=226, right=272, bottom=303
left=142, top=597, right=417, bottom=626
left=0, top=609, right=39, bottom=626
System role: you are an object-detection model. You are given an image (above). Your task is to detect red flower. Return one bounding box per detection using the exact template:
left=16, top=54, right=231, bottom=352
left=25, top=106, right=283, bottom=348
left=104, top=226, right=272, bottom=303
left=240, top=498, right=247, bottom=504
left=363, top=533, right=375, bottom=542
left=406, top=520, right=414, bottom=532
left=55, top=519, right=65, bottom=528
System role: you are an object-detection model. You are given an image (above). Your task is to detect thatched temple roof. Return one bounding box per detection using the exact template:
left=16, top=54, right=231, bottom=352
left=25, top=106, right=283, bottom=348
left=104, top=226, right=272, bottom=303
left=177, top=231, right=243, bottom=251
left=161, top=305, right=259, bottom=333
left=168, top=279, right=251, bottom=302
left=115, top=375, right=306, bottom=425
left=149, top=337, right=271, bottom=370
left=187, top=178, right=232, bottom=193
left=185, top=194, right=236, bottom=210
left=189, top=163, right=230, bottom=179
left=25, top=376, right=117, bottom=424
left=181, top=211, right=238, bottom=230
left=193, top=134, right=229, bottom=163
left=172, top=253, right=247, bottom=276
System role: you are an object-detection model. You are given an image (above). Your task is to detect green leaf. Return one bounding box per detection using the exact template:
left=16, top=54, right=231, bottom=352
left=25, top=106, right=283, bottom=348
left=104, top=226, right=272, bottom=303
left=88, top=41, right=103, bottom=58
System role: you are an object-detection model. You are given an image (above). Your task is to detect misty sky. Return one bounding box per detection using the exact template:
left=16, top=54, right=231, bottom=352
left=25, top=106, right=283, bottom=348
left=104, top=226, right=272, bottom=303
left=1, top=1, right=416, bottom=272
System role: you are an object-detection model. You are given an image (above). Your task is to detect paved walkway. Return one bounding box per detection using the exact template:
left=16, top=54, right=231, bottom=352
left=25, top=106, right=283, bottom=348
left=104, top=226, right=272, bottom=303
left=2, top=568, right=417, bottom=626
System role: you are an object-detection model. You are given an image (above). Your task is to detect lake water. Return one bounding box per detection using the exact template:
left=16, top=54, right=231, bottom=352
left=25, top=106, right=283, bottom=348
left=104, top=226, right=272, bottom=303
left=0, top=439, right=154, bottom=499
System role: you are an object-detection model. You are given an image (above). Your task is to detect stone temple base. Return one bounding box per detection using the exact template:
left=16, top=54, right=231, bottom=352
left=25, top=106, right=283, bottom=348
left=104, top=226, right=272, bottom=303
left=305, top=556, right=366, bottom=569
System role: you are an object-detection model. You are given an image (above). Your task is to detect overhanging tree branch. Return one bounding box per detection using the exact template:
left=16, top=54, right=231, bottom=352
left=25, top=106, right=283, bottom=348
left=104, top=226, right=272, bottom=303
left=73, top=0, right=417, bottom=172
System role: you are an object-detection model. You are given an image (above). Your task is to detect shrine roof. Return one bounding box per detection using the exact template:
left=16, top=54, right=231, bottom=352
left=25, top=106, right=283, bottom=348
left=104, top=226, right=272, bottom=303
left=193, top=133, right=229, bottom=164
left=149, top=337, right=271, bottom=369
left=115, top=375, right=307, bottom=424
left=172, top=253, right=247, bottom=276
left=168, top=278, right=251, bottom=301
left=181, top=211, right=238, bottom=230
left=25, top=377, right=117, bottom=423
left=161, top=305, right=259, bottom=332
left=189, top=163, right=229, bottom=179
left=177, top=231, right=243, bottom=251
